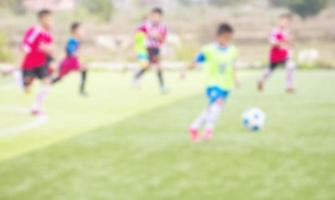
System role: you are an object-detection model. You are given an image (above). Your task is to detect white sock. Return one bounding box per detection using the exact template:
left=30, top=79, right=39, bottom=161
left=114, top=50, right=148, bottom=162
left=204, top=102, right=223, bottom=131
left=259, top=68, right=273, bottom=84
left=285, top=60, right=295, bottom=89
left=191, top=109, right=208, bottom=130
left=32, top=85, right=50, bottom=111
left=12, top=70, right=24, bottom=90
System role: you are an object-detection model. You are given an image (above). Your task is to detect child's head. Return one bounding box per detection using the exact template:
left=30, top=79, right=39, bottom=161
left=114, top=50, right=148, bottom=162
left=216, top=23, right=234, bottom=46
left=71, top=22, right=82, bottom=39
left=38, top=9, right=52, bottom=30
left=150, top=7, right=163, bottom=24
left=278, top=13, right=292, bottom=28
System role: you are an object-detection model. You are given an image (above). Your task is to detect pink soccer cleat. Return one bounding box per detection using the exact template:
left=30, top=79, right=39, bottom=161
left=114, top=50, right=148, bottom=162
left=189, top=128, right=201, bottom=143
left=31, top=108, right=45, bottom=117
left=203, top=129, right=213, bottom=141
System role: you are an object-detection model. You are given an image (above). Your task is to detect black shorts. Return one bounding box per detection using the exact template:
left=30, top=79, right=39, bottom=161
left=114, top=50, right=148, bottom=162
left=22, top=66, right=49, bottom=86
left=269, top=60, right=287, bottom=70
left=148, top=48, right=160, bottom=64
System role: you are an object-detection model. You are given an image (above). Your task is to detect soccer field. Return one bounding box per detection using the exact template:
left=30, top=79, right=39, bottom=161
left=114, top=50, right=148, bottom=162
left=0, top=70, right=334, bottom=200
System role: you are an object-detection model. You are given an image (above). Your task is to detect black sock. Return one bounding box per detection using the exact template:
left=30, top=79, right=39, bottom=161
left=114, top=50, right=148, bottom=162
left=135, top=68, right=147, bottom=80
left=157, top=70, right=165, bottom=88
left=52, top=76, right=61, bottom=84
left=80, top=70, right=87, bottom=94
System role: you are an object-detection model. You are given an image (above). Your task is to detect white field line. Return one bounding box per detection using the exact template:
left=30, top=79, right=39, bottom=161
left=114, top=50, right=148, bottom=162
left=0, top=105, right=48, bottom=138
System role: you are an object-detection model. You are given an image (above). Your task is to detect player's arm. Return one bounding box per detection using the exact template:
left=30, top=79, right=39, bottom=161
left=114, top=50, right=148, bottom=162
left=159, top=27, right=168, bottom=43
left=233, top=63, right=240, bottom=88
left=40, top=42, right=54, bottom=55
left=180, top=52, right=206, bottom=79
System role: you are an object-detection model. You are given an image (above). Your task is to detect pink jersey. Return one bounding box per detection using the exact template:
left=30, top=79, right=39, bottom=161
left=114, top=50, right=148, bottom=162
left=138, top=21, right=167, bottom=49
left=269, top=27, right=290, bottom=63
left=21, top=26, right=53, bottom=70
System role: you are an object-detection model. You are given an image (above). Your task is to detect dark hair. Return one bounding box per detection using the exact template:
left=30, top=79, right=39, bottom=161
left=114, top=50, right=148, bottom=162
left=71, top=22, right=81, bottom=33
left=38, top=9, right=51, bottom=19
left=217, top=23, right=234, bottom=35
left=152, top=7, right=163, bottom=15
left=280, top=13, right=292, bottom=20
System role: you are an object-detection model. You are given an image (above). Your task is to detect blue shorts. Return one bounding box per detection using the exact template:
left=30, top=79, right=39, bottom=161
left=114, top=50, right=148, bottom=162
left=137, top=53, right=149, bottom=62
left=206, top=86, right=230, bottom=104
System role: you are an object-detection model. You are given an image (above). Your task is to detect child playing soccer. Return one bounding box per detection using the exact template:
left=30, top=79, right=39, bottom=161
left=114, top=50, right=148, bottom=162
left=52, top=22, right=88, bottom=96
left=183, top=23, right=239, bottom=142
left=134, top=24, right=149, bottom=73
left=21, top=9, right=54, bottom=116
left=133, top=7, right=168, bottom=93
left=258, top=13, right=296, bottom=93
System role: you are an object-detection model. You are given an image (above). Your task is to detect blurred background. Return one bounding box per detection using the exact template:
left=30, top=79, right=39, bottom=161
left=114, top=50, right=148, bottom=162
left=0, top=0, right=334, bottom=69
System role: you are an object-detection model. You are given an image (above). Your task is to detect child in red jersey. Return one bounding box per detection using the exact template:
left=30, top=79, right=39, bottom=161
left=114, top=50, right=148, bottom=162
left=133, top=7, right=168, bottom=93
left=21, top=9, right=54, bottom=115
left=52, top=22, right=88, bottom=96
left=258, top=13, right=296, bottom=93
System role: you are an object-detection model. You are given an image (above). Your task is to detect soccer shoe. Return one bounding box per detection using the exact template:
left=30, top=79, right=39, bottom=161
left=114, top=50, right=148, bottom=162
left=132, top=78, right=142, bottom=89
left=203, top=129, right=213, bottom=141
left=257, top=81, right=264, bottom=92
left=80, top=91, right=89, bottom=97
left=160, top=86, right=170, bottom=94
left=31, top=107, right=46, bottom=117
left=286, top=87, right=295, bottom=94
left=189, top=128, right=201, bottom=143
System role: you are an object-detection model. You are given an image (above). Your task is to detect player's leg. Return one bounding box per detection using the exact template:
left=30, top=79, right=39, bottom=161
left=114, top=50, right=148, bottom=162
left=79, top=68, right=88, bottom=96
left=52, top=57, right=72, bottom=85
left=134, top=67, right=148, bottom=82
left=285, top=59, right=296, bottom=93
left=257, top=63, right=276, bottom=91
left=203, top=87, right=229, bottom=141
left=155, top=65, right=167, bottom=93
left=203, top=99, right=224, bottom=141
left=133, top=52, right=151, bottom=87
left=151, top=48, right=167, bottom=93
left=31, top=67, right=51, bottom=115
left=189, top=108, right=208, bottom=142
left=1, top=66, right=24, bottom=90
left=22, top=69, right=34, bottom=93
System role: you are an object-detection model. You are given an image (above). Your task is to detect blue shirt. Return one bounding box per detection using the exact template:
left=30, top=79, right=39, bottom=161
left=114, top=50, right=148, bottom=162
left=66, top=38, right=80, bottom=56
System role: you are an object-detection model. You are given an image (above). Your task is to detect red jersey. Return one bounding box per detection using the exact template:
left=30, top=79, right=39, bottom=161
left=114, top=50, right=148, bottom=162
left=21, top=26, right=53, bottom=70
left=269, top=27, right=290, bottom=63
left=138, top=21, right=167, bottom=49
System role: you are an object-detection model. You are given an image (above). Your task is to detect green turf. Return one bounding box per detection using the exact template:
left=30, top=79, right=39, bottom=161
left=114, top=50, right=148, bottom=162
left=0, top=70, right=334, bottom=200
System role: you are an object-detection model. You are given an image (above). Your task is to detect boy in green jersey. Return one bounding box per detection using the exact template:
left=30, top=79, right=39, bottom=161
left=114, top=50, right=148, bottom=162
left=183, top=23, right=239, bottom=142
left=134, top=28, right=149, bottom=70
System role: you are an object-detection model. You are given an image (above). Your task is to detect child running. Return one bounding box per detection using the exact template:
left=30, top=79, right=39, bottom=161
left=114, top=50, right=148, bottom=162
left=134, top=16, right=150, bottom=74
left=21, top=9, right=54, bottom=116
left=258, top=13, right=296, bottom=93
left=133, top=7, right=168, bottom=93
left=52, top=22, right=88, bottom=96
left=183, top=23, right=239, bottom=142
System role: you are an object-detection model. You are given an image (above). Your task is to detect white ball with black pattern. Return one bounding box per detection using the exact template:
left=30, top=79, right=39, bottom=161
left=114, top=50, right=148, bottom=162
left=242, top=108, right=266, bottom=132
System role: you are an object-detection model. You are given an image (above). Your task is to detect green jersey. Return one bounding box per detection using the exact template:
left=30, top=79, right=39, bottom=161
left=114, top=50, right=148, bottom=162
left=134, top=31, right=147, bottom=55
left=198, top=43, right=238, bottom=90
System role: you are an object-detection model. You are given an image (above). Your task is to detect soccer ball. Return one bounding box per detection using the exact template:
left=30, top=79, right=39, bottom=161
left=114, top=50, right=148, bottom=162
left=242, top=108, right=266, bottom=132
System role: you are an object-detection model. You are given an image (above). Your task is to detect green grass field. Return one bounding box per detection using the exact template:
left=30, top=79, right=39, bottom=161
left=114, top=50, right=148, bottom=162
left=0, top=70, right=334, bottom=200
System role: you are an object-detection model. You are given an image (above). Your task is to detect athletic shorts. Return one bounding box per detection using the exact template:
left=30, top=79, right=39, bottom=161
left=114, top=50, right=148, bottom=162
left=59, top=56, right=81, bottom=78
left=22, top=66, right=49, bottom=86
left=269, top=60, right=287, bottom=70
left=206, top=86, right=230, bottom=104
left=148, top=48, right=160, bottom=64
left=137, top=53, right=149, bottom=62
left=270, top=46, right=288, bottom=64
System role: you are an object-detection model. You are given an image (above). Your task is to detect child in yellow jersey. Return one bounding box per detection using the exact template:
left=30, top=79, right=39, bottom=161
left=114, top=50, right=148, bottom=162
left=183, top=23, right=239, bottom=142
left=134, top=30, right=149, bottom=69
